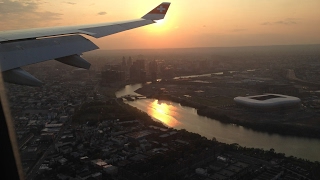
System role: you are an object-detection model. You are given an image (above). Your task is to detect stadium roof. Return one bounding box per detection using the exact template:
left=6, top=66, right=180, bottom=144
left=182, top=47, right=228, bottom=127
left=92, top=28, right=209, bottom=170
left=234, top=94, right=301, bottom=108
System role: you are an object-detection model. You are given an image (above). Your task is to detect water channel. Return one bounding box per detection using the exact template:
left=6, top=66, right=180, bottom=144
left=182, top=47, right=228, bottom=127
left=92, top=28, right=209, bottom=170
left=115, top=83, right=320, bottom=162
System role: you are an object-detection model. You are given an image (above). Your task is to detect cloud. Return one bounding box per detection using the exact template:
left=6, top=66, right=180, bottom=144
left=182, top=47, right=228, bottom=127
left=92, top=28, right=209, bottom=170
left=231, top=28, right=247, bottom=32
left=261, top=18, right=298, bottom=25
left=275, top=19, right=297, bottom=25
left=97, top=11, right=107, bottom=15
left=64, top=2, right=76, bottom=5
left=0, top=0, right=62, bottom=30
left=0, top=0, right=37, bottom=15
left=261, top=22, right=271, bottom=25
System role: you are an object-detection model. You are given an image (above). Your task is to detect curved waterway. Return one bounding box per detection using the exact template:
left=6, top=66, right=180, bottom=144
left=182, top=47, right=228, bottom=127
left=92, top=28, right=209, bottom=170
left=115, top=83, right=320, bottom=162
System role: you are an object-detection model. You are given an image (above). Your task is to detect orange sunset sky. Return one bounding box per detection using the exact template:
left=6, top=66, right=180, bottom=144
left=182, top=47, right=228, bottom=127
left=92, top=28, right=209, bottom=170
left=1, top=0, right=320, bottom=49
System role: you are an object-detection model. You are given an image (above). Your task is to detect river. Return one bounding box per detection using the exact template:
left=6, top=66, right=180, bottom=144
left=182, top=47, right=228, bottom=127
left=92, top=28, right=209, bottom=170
left=115, top=83, right=320, bottom=162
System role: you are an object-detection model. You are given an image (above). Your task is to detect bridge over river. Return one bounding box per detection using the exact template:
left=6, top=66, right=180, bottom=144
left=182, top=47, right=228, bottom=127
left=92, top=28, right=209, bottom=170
left=118, top=94, right=146, bottom=101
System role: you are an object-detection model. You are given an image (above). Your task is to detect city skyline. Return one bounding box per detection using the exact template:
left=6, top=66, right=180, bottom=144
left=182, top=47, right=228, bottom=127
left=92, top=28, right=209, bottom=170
left=1, top=0, right=320, bottom=49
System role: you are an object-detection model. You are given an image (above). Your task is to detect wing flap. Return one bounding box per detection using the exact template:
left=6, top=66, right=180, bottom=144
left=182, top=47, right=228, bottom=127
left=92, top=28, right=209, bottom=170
left=0, top=28, right=81, bottom=42
left=0, top=35, right=98, bottom=71
left=80, top=19, right=154, bottom=38
left=118, top=19, right=155, bottom=30
left=80, top=24, right=126, bottom=38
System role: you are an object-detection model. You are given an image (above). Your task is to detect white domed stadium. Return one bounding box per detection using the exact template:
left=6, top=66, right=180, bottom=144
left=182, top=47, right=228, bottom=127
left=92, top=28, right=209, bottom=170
left=234, top=94, right=301, bottom=110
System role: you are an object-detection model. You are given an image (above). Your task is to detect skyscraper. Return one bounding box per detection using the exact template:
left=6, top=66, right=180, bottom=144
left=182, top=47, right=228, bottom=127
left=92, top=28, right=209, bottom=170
left=149, top=60, right=158, bottom=81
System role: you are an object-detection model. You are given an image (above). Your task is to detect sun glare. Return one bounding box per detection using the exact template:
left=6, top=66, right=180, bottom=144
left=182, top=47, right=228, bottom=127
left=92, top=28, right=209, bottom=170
left=148, top=100, right=180, bottom=127
left=144, top=19, right=169, bottom=35
left=155, top=19, right=165, bottom=25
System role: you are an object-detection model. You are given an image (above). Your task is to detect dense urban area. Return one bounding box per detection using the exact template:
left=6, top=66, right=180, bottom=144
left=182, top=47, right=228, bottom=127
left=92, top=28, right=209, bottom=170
left=6, top=45, right=320, bottom=180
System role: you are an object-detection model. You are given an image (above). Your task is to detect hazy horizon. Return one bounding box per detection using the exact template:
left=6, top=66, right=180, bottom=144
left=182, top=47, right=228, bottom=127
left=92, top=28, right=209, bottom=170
left=95, top=43, right=320, bottom=51
left=82, top=43, right=320, bottom=68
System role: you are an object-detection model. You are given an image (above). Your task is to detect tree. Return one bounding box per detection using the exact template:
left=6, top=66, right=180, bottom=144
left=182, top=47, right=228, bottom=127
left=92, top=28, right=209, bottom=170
left=270, top=148, right=275, bottom=153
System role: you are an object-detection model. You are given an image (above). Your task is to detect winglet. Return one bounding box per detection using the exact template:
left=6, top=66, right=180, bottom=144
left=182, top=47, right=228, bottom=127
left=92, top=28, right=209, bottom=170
left=142, top=2, right=171, bottom=20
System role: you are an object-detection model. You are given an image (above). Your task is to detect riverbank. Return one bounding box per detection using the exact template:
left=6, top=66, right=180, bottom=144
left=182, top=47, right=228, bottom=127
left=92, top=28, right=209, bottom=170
left=143, top=92, right=320, bottom=139
left=75, top=95, right=320, bottom=178
left=116, top=82, right=320, bottom=162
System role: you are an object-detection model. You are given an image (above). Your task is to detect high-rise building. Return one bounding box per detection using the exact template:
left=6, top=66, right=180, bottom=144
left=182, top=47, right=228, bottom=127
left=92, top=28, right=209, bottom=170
left=122, top=56, right=127, bottom=69
left=148, top=60, right=158, bottom=81
left=121, top=57, right=128, bottom=80
left=135, top=59, right=145, bottom=70
left=100, top=64, right=125, bottom=85
left=129, top=59, right=146, bottom=82
left=101, top=70, right=125, bottom=84
left=127, top=56, right=133, bottom=67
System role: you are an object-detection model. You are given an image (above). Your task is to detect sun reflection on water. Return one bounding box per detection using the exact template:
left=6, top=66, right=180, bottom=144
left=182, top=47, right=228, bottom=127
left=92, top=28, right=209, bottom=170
left=147, top=100, right=180, bottom=127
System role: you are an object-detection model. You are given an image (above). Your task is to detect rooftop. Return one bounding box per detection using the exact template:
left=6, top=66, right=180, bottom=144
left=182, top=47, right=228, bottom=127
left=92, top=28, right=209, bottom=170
left=250, top=94, right=283, bottom=101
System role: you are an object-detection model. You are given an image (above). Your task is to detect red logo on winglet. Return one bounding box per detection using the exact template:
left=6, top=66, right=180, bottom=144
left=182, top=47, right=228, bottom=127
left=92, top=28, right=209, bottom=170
left=148, top=3, right=170, bottom=14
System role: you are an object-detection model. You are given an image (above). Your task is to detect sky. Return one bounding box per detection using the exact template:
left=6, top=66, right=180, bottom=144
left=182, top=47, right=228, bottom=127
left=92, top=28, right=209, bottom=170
left=0, top=0, right=320, bottom=49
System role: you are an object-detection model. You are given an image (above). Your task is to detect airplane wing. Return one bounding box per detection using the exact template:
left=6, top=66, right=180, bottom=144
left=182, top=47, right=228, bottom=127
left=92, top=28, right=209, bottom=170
left=0, top=2, right=170, bottom=86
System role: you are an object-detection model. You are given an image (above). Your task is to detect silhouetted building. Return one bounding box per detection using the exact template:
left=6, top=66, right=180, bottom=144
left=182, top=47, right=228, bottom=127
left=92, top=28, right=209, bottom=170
left=140, top=70, right=146, bottom=82
left=135, top=59, right=145, bottom=70
left=148, top=60, right=158, bottom=81
left=101, top=70, right=125, bottom=84
left=104, top=64, right=122, bottom=71
left=129, top=59, right=146, bottom=82
left=161, top=67, right=174, bottom=79
left=127, top=56, right=133, bottom=67
left=122, top=56, right=127, bottom=68
left=121, top=57, right=128, bottom=80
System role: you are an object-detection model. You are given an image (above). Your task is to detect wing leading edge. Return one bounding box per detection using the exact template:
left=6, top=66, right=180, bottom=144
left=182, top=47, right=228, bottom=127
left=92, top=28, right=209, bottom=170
left=0, top=2, right=171, bottom=86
